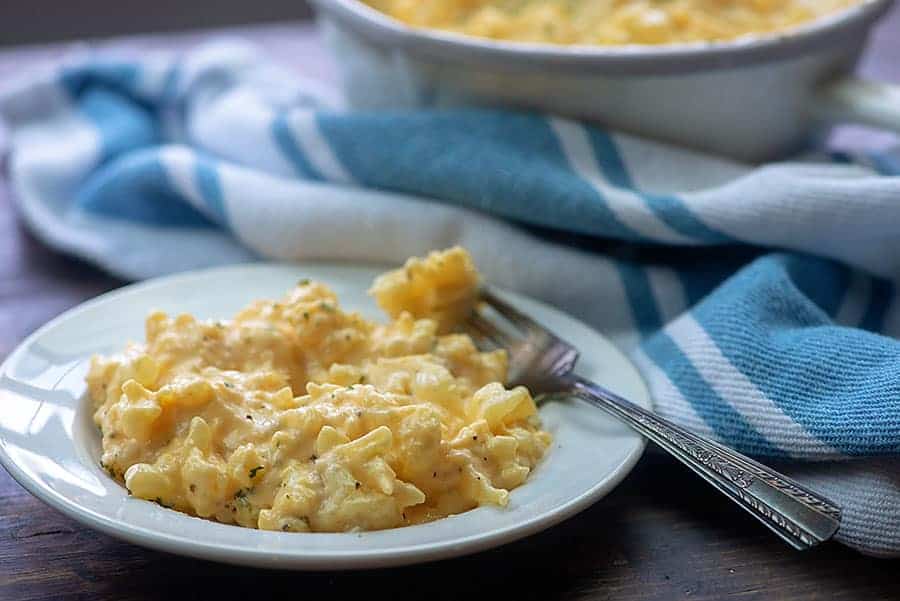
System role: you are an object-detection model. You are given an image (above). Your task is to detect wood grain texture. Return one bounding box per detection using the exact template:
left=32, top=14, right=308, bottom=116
left=2, top=13, right=900, bottom=601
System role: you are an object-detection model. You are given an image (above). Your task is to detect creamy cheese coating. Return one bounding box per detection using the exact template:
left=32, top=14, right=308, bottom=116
left=369, top=244, right=480, bottom=334
left=88, top=247, right=550, bottom=532
left=363, top=0, right=860, bottom=46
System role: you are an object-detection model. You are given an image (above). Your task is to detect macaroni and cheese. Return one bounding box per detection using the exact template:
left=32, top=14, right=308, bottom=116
left=362, top=0, right=860, bottom=46
left=88, top=247, right=550, bottom=532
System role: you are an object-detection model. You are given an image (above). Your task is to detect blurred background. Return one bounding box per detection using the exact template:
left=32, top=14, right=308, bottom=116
left=0, top=1, right=311, bottom=46
left=1, top=0, right=897, bottom=153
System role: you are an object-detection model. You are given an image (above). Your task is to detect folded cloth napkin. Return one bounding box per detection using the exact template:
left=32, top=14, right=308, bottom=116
left=3, top=40, right=900, bottom=556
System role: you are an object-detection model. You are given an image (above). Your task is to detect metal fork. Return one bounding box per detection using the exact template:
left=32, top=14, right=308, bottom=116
left=464, top=287, right=842, bottom=550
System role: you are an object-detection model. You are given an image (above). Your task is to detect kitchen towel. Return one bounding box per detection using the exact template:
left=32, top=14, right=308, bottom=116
left=2, top=40, right=900, bottom=556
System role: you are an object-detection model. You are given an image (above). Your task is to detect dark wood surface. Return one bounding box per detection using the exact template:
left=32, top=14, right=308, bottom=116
left=2, top=13, right=900, bottom=601
left=0, top=1, right=311, bottom=47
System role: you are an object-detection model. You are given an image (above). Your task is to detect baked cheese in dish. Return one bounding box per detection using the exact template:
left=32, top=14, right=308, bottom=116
left=362, top=0, right=860, bottom=46
left=87, top=247, right=551, bottom=532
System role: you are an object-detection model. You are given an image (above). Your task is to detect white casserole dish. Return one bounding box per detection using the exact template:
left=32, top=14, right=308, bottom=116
left=310, top=0, right=900, bottom=161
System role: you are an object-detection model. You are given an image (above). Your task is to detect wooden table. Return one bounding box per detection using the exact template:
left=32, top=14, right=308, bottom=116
left=2, top=15, right=900, bottom=601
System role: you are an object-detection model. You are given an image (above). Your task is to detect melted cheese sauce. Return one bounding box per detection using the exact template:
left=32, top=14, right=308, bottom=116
left=363, top=0, right=860, bottom=46
left=88, top=247, right=550, bottom=532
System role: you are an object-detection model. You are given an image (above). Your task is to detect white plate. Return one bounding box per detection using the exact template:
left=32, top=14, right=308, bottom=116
left=0, top=262, right=650, bottom=570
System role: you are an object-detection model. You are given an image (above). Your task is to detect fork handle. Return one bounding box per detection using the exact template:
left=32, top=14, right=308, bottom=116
left=568, top=375, right=841, bottom=550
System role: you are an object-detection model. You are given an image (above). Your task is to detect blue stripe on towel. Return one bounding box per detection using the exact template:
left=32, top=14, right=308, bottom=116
left=615, top=262, right=663, bottom=335
left=691, top=254, right=900, bottom=456
left=586, top=130, right=731, bottom=243
left=194, top=155, right=228, bottom=225
left=271, top=113, right=324, bottom=180
left=642, top=330, right=784, bottom=457
left=77, top=149, right=214, bottom=227
left=665, top=250, right=759, bottom=308
left=785, top=254, right=850, bottom=319
left=76, top=88, right=159, bottom=163
left=60, top=62, right=140, bottom=98
left=315, top=111, right=647, bottom=241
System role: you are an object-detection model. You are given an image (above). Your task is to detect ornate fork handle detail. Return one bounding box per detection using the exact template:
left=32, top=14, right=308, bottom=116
left=568, top=375, right=841, bottom=550
left=628, top=410, right=756, bottom=489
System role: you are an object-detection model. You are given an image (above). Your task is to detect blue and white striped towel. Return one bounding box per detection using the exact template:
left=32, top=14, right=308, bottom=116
left=2, top=40, right=900, bottom=556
